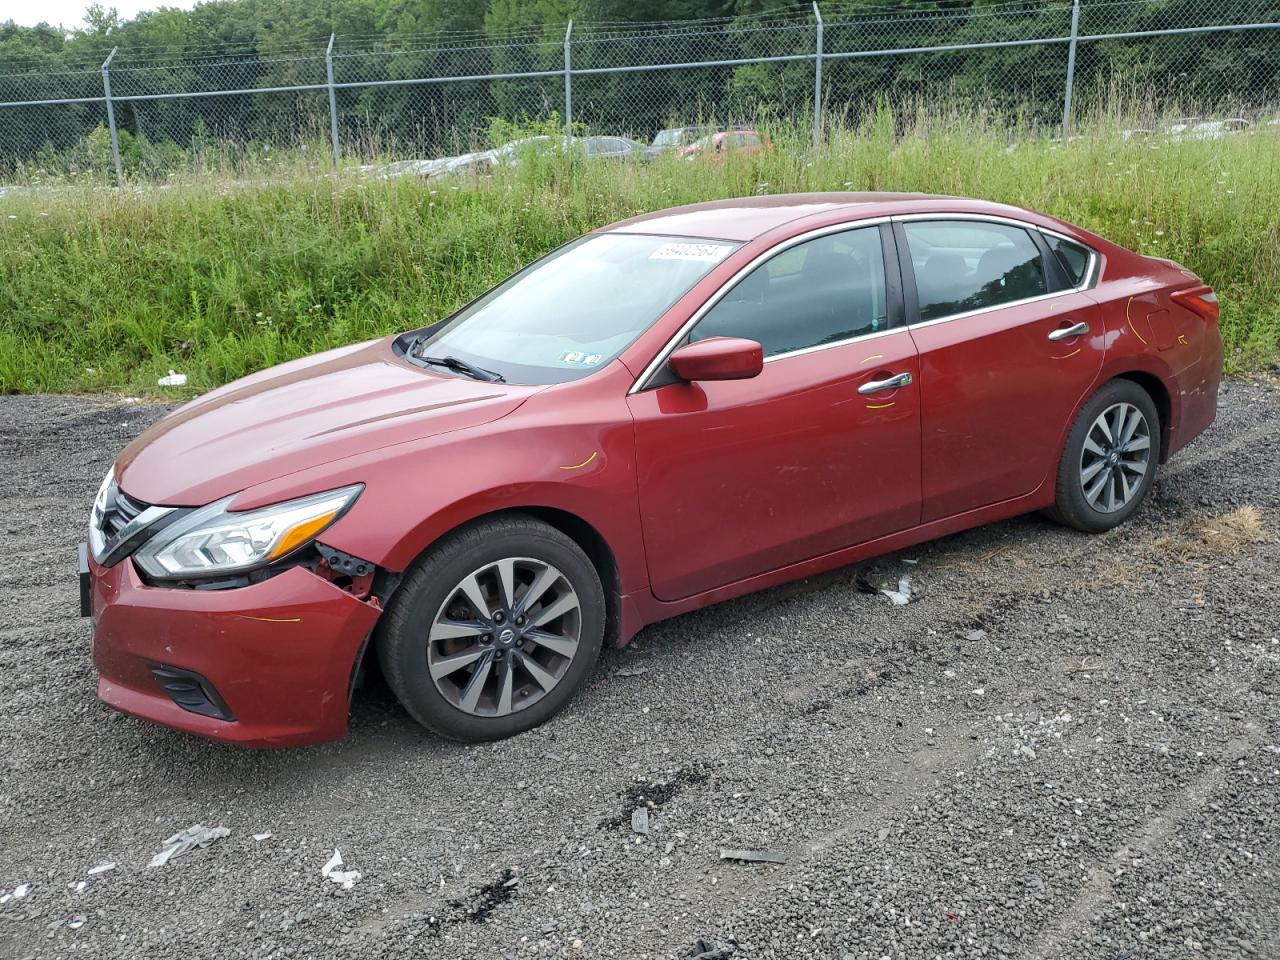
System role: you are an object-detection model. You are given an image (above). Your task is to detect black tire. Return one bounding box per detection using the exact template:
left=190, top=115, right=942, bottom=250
left=1050, top=378, right=1161, bottom=532
left=376, top=514, right=605, bottom=742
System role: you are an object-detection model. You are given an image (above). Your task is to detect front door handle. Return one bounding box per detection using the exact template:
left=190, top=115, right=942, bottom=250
left=1048, top=321, right=1090, bottom=341
left=858, top=372, right=912, bottom=395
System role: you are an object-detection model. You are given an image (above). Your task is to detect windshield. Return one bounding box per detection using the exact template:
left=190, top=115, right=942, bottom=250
left=652, top=128, right=685, bottom=147
left=414, top=233, right=740, bottom=384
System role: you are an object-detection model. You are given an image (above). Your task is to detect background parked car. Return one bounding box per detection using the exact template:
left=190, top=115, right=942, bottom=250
left=579, top=135, right=645, bottom=160
left=643, top=125, right=719, bottom=161
left=364, top=133, right=650, bottom=182
left=436, top=135, right=642, bottom=177
left=1166, top=117, right=1252, bottom=140
left=680, top=129, right=772, bottom=161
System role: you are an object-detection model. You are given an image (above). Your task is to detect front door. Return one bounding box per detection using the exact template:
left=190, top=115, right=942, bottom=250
left=627, top=224, right=923, bottom=602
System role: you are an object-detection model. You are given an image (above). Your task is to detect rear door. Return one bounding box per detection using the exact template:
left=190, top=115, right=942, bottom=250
left=627, top=223, right=923, bottom=601
left=896, top=217, right=1105, bottom=522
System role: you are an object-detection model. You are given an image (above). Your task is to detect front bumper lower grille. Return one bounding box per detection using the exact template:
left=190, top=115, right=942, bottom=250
left=149, top=664, right=236, bottom=722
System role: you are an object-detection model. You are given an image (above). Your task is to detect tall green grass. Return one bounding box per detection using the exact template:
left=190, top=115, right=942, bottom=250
left=1, top=111, right=1277, bottom=395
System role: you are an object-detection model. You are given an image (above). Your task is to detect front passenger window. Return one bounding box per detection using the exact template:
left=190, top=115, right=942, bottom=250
left=689, top=227, right=888, bottom=358
left=903, top=220, right=1047, bottom=322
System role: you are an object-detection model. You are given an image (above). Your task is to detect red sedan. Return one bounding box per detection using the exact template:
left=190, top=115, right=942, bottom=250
left=82, top=193, right=1222, bottom=746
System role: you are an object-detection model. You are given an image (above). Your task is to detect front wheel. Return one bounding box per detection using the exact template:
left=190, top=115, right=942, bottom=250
left=376, top=515, right=605, bottom=742
left=1050, top=379, right=1161, bottom=532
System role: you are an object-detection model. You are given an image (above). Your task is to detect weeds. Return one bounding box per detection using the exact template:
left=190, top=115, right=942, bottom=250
left=1, top=111, right=1277, bottom=395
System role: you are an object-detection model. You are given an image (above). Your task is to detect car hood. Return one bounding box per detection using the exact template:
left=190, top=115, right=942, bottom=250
left=117, top=337, right=538, bottom=506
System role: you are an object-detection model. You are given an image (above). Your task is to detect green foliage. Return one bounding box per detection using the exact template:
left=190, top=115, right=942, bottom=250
left=486, top=113, right=566, bottom=147
left=0, top=113, right=1277, bottom=395
left=2, top=0, right=1278, bottom=174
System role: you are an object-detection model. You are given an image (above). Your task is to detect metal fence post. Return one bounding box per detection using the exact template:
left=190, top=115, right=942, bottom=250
left=100, top=46, right=123, bottom=186
left=326, top=34, right=341, bottom=165
left=812, top=3, right=824, bottom=147
left=1062, top=0, right=1081, bottom=137
left=564, top=20, right=573, bottom=137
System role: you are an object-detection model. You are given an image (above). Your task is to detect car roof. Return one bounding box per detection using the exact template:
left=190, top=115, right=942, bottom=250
left=601, top=192, right=1001, bottom=242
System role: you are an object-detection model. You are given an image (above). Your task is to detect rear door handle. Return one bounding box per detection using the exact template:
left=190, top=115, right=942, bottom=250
left=858, top=372, right=912, bottom=395
left=1048, top=321, right=1090, bottom=341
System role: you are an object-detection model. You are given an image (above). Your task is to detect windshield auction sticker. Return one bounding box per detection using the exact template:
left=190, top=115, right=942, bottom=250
left=560, top=352, right=604, bottom=366
left=648, top=242, right=735, bottom=262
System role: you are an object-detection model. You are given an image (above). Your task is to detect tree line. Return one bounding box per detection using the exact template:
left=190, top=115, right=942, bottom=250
left=1, top=0, right=1277, bottom=175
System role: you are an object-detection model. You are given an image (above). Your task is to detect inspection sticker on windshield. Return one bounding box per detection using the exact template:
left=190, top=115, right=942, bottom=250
left=561, top=351, right=604, bottom=366
left=649, top=242, right=734, bottom=263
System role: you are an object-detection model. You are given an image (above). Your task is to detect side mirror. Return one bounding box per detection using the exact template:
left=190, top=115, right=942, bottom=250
left=668, top=337, right=764, bottom=382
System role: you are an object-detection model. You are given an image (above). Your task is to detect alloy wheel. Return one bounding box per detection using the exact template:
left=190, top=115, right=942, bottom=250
left=1079, top=401, right=1151, bottom=513
left=427, top=557, right=582, bottom=717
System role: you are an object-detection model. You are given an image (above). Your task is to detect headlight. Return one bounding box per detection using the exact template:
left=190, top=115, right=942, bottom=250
left=133, top=484, right=363, bottom=580
left=87, top=467, right=115, bottom=561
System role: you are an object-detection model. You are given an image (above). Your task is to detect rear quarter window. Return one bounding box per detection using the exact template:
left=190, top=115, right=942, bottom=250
left=1045, top=234, right=1093, bottom=287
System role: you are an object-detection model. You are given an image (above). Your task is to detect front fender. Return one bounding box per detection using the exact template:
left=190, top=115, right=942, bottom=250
left=229, top=387, right=649, bottom=596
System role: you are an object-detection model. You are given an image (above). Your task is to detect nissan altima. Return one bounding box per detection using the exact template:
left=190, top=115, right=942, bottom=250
left=82, top=193, right=1222, bottom=745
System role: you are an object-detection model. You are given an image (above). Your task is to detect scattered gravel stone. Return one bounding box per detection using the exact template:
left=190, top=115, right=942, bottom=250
left=718, top=848, right=786, bottom=865
left=2, top=382, right=1278, bottom=959
left=630, top=807, right=650, bottom=836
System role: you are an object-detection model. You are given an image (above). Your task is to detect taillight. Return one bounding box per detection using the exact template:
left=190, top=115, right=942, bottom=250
left=1171, top=285, right=1219, bottom=323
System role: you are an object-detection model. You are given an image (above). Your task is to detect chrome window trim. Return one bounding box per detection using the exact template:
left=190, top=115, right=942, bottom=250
left=627, top=216, right=893, bottom=394
left=628, top=211, right=1102, bottom=393
left=892, top=213, right=1100, bottom=330
left=893, top=211, right=1049, bottom=228
left=904, top=288, right=1079, bottom=331
left=893, top=212, right=1099, bottom=292
left=764, top=324, right=904, bottom=364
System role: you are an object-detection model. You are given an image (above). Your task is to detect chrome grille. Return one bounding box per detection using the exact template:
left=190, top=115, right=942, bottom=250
left=103, top=488, right=145, bottom=537
left=89, top=476, right=176, bottom=567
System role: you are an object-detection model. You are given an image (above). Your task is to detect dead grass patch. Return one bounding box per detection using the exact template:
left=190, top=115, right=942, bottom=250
left=1151, top=505, right=1266, bottom=562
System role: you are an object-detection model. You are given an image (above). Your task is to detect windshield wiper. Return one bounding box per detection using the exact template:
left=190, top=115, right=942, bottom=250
left=420, top=354, right=506, bottom=383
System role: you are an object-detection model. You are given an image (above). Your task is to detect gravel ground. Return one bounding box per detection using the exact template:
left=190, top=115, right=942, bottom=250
left=1, top=381, right=1278, bottom=960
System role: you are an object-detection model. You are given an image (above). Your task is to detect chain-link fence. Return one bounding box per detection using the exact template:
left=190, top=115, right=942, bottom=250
left=2, top=0, right=1278, bottom=183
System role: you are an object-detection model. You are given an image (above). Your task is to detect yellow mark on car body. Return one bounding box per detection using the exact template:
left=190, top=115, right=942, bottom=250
left=1053, top=348, right=1082, bottom=359
left=559, top=451, right=599, bottom=471
left=235, top=615, right=302, bottom=624
left=1178, top=334, right=1189, bottom=345
left=865, top=402, right=896, bottom=410
left=1126, top=297, right=1149, bottom=345
left=860, top=354, right=885, bottom=364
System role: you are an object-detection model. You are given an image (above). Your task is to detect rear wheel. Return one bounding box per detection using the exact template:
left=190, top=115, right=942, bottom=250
left=377, top=515, right=605, bottom=742
left=1051, top=379, right=1161, bottom=532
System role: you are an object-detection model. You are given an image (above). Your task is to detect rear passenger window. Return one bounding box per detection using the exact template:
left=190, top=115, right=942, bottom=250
left=903, top=220, right=1048, bottom=322
left=689, top=226, right=887, bottom=358
left=1044, top=234, right=1092, bottom=287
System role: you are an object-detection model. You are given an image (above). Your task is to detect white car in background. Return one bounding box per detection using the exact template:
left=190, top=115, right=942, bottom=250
left=431, top=135, right=642, bottom=176
left=363, top=134, right=645, bottom=181
left=1167, top=117, right=1252, bottom=140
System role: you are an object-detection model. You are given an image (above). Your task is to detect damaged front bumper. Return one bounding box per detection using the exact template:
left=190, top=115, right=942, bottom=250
left=87, top=554, right=383, bottom=747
